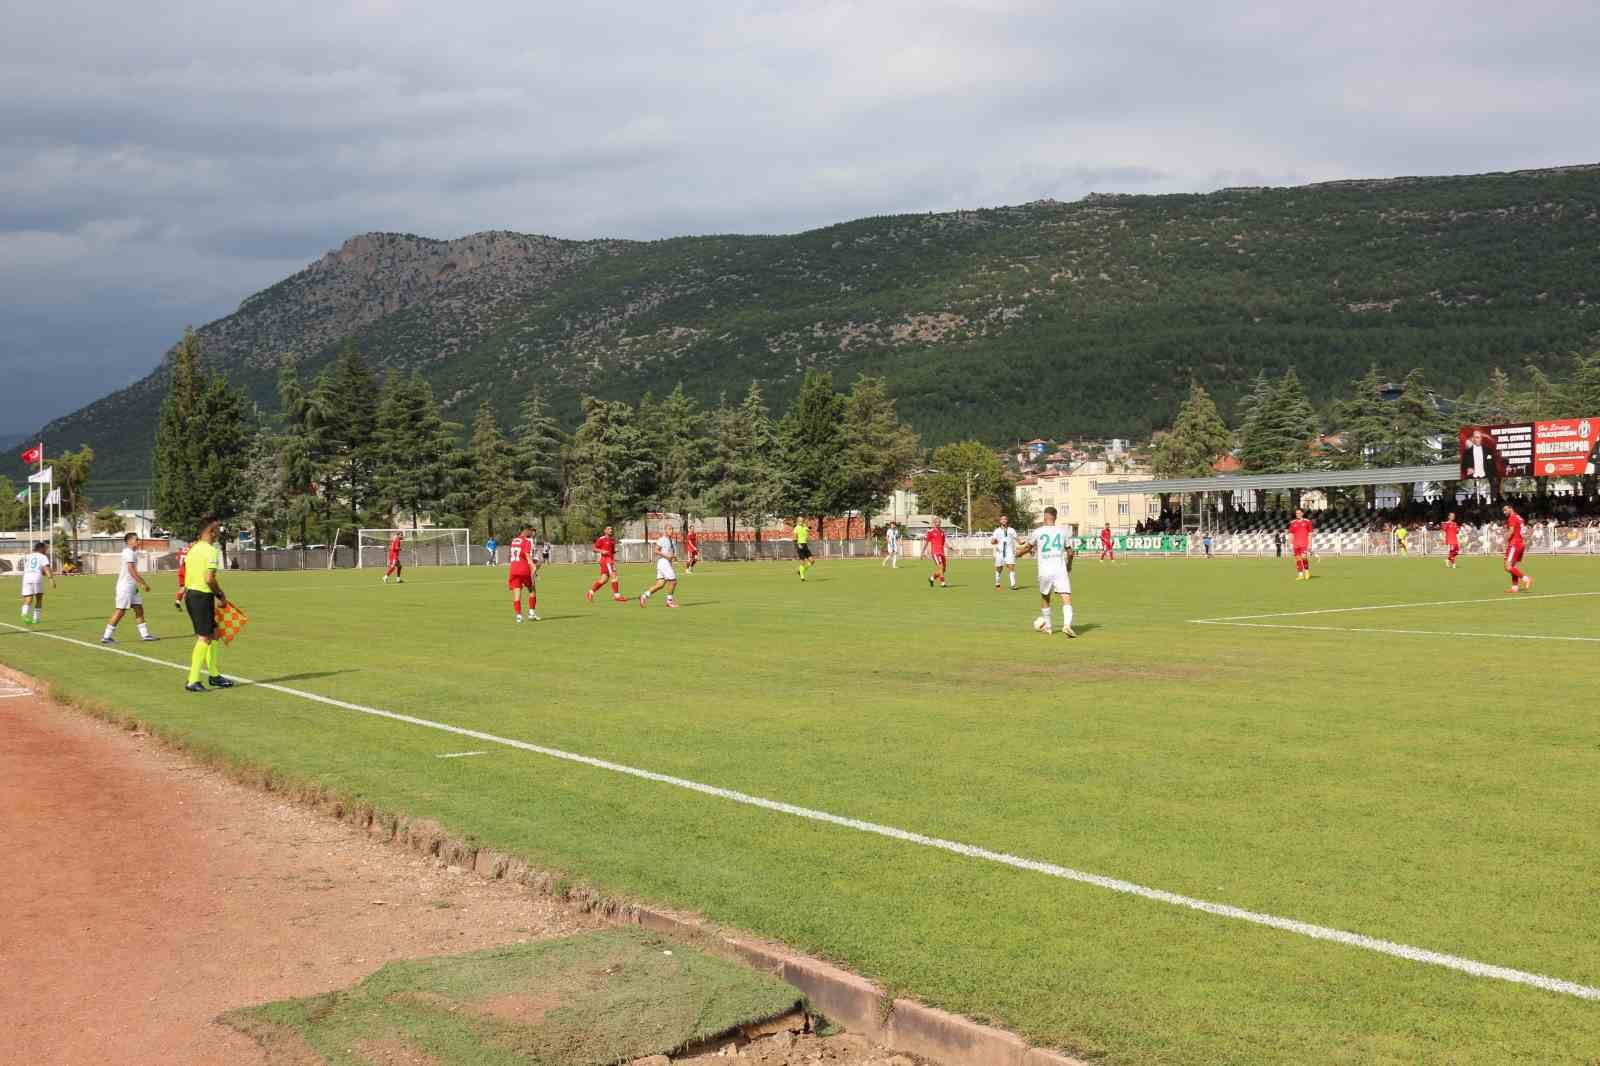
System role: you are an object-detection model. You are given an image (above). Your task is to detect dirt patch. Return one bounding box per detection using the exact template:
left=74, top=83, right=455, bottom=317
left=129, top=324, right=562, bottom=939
left=471, top=992, right=562, bottom=1024
left=353, top=1038, right=443, bottom=1065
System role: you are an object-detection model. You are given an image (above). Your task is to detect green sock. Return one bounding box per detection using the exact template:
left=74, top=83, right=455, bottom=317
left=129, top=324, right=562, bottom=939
left=188, top=641, right=207, bottom=684
left=206, top=641, right=220, bottom=677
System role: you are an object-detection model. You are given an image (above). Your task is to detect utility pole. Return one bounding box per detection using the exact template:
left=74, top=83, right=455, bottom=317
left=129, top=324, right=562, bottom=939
left=965, top=473, right=973, bottom=535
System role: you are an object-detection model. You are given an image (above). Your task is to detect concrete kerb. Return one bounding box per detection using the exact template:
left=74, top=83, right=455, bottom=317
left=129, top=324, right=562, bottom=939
left=0, top=663, right=1091, bottom=1066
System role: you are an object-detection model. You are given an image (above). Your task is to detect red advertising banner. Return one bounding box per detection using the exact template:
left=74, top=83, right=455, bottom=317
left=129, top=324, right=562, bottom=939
left=1459, top=419, right=1598, bottom=479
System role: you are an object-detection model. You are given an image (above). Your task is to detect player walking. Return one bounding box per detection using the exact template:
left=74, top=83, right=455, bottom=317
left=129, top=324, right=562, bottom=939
left=382, top=531, right=404, bottom=583
left=182, top=515, right=233, bottom=692
left=587, top=525, right=625, bottom=602
left=173, top=541, right=190, bottom=610
left=1395, top=524, right=1410, bottom=556
left=485, top=535, right=498, bottom=566
left=1099, top=523, right=1114, bottom=562
left=17, top=541, right=54, bottom=625
left=508, top=524, right=539, bottom=622
left=684, top=528, right=700, bottom=573
left=101, top=532, right=156, bottom=643
left=794, top=520, right=814, bottom=580
left=991, top=515, right=1018, bottom=590
left=1015, top=507, right=1076, bottom=637
left=1289, top=508, right=1314, bottom=580
left=1503, top=505, right=1532, bottom=593
left=925, top=518, right=948, bottom=588
left=639, top=529, right=679, bottom=608
left=1441, top=513, right=1461, bottom=569
left=882, top=522, right=899, bottom=568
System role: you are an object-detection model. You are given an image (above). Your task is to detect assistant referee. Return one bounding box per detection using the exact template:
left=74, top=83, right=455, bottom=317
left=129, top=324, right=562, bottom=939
left=183, top=514, right=234, bottom=692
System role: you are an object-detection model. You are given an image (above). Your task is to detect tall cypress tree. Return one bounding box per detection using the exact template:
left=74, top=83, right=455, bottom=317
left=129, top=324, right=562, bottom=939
left=467, top=401, right=525, bottom=540
left=776, top=370, right=848, bottom=524
left=316, top=343, right=381, bottom=526
left=152, top=328, right=208, bottom=535
left=513, top=386, right=567, bottom=533
left=840, top=375, right=919, bottom=538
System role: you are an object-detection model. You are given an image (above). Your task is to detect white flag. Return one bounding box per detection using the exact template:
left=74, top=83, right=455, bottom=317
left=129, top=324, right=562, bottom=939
left=44, top=488, right=61, bottom=506
left=27, top=466, right=53, bottom=485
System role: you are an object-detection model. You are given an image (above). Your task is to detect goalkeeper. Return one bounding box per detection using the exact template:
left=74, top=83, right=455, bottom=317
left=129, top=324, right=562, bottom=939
left=182, top=514, right=235, bottom=692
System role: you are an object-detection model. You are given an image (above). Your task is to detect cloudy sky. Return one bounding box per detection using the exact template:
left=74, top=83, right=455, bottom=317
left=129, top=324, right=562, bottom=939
left=3, top=0, right=1597, bottom=439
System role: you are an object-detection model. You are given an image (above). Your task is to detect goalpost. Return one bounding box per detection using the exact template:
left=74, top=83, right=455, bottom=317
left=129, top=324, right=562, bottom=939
left=357, top=528, right=472, bottom=569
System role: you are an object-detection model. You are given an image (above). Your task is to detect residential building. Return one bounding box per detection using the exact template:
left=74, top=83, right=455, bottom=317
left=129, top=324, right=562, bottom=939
left=1014, top=465, right=1161, bottom=534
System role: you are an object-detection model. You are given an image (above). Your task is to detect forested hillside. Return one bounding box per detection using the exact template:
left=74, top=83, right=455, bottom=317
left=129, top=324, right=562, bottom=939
left=18, top=163, right=1600, bottom=484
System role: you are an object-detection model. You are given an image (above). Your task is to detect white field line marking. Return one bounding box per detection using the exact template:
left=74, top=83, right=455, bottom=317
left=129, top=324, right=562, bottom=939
left=1192, top=590, right=1600, bottom=624
left=1195, top=621, right=1600, bottom=643
left=3, top=621, right=1597, bottom=1002
left=436, top=751, right=488, bottom=759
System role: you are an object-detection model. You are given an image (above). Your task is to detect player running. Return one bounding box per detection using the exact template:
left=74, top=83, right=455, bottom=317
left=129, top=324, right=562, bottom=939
left=17, top=541, right=54, bottom=625
left=382, top=531, right=404, bottom=583
left=1441, top=513, right=1461, bottom=569
left=1395, top=524, right=1410, bottom=556
left=1503, top=505, right=1532, bottom=593
left=1015, top=507, right=1076, bottom=637
left=685, top=528, right=700, bottom=573
left=882, top=522, right=899, bottom=568
left=639, top=529, right=679, bottom=608
left=794, top=520, right=814, bottom=580
left=1099, top=523, right=1114, bottom=562
left=101, top=532, right=156, bottom=643
left=172, top=541, right=190, bottom=610
left=587, top=525, right=625, bottom=602
left=991, top=515, right=1018, bottom=590
left=508, top=524, right=539, bottom=622
left=925, top=518, right=948, bottom=588
left=1289, top=508, right=1314, bottom=580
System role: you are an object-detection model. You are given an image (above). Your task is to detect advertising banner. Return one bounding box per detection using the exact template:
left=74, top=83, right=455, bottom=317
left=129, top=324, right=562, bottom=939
left=1069, top=534, right=1189, bottom=553
left=1459, top=419, right=1598, bottom=479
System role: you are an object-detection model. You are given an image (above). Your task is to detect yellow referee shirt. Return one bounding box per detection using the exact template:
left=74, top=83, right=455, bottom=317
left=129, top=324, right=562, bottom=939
left=794, top=524, right=809, bottom=545
left=184, top=540, right=219, bottom=592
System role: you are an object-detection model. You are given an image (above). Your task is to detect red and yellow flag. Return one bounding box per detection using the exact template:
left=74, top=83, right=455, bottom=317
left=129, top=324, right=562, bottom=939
left=213, top=601, right=250, bottom=644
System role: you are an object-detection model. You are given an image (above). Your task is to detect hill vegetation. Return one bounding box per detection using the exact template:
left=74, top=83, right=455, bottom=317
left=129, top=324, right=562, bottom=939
left=14, top=163, right=1600, bottom=486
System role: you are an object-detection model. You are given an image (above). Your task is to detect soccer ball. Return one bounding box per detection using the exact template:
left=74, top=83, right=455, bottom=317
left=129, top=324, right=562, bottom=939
left=1031, top=616, right=1048, bottom=632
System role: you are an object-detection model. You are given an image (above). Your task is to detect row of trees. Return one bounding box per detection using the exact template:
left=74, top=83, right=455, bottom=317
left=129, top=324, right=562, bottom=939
left=148, top=332, right=948, bottom=546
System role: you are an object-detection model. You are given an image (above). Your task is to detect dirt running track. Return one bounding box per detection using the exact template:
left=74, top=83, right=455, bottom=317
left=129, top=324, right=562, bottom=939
left=0, top=683, right=594, bottom=1066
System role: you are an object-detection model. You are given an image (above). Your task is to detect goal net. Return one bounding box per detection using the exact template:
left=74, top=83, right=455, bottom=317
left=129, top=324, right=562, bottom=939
left=357, top=528, right=471, bottom=569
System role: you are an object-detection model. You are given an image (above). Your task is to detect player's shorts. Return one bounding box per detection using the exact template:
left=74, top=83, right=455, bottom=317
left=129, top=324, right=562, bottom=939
left=20, top=577, right=43, bottom=598
left=185, top=590, right=216, bottom=638
left=387, top=554, right=401, bottom=567
left=507, top=568, right=534, bottom=591
left=115, top=584, right=143, bottom=610
left=1447, top=544, right=1460, bottom=559
left=993, top=551, right=1015, bottom=567
left=597, top=557, right=617, bottom=578
left=1504, top=543, right=1525, bottom=567
left=796, top=543, right=812, bottom=560
left=1038, top=565, right=1071, bottom=596
left=1293, top=547, right=1309, bottom=560
left=931, top=553, right=947, bottom=569
left=656, top=558, right=677, bottom=581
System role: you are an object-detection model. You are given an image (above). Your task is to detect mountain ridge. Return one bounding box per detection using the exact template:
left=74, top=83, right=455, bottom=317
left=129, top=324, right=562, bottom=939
left=15, top=162, right=1600, bottom=485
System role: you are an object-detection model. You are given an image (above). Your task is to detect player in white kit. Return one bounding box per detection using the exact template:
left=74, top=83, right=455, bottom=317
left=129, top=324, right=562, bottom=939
left=639, top=530, right=679, bottom=608
left=991, top=515, right=1019, bottom=590
left=18, top=541, right=55, bottom=624
left=101, top=532, right=157, bottom=643
left=882, top=522, right=900, bottom=568
left=1014, top=507, right=1076, bottom=637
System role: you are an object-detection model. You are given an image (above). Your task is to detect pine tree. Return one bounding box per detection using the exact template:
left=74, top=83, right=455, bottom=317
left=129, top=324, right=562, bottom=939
left=513, top=386, right=567, bottom=533
left=466, top=401, right=525, bottom=540
left=776, top=370, right=849, bottom=525
left=275, top=360, right=320, bottom=547
left=1476, top=367, right=1519, bottom=423
left=1518, top=365, right=1566, bottom=421
left=371, top=372, right=462, bottom=529
left=840, top=375, right=920, bottom=539
left=650, top=383, right=711, bottom=536
left=152, top=328, right=208, bottom=535
left=735, top=383, right=782, bottom=541
left=566, top=397, right=651, bottom=529
left=1151, top=382, right=1231, bottom=478
left=315, top=343, right=381, bottom=526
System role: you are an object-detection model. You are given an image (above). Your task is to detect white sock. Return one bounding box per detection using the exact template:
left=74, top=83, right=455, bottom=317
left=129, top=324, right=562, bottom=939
left=32, top=609, right=41, bottom=621
left=642, top=591, right=651, bottom=600
left=1009, top=573, right=1017, bottom=588
left=1062, top=604, right=1074, bottom=629
left=666, top=595, right=675, bottom=604
left=995, top=574, right=1001, bottom=586
left=20, top=604, right=27, bottom=617
left=1040, top=608, right=1051, bottom=629
left=102, top=624, right=114, bottom=640
left=137, top=622, right=150, bottom=638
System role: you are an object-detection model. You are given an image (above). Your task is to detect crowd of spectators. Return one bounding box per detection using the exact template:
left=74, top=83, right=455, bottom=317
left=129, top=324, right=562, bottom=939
left=1135, top=496, right=1600, bottom=536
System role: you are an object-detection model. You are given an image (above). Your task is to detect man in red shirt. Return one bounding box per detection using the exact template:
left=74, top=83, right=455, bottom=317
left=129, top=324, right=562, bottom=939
left=1099, top=523, right=1114, bottom=562
left=1441, top=512, right=1461, bottom=569
left=685, top=528, right=700, bottom=573
left=925, top=517, right=948, bottom=588
left=173, top=542, right=190, bottom=610
left=382, top=532, right=404, bottom=583
left=1502, top=505, right=1532, bottom=593
left=508, top=523, right=539, bottom=621
left=587, top=525, right=624, bottom=603
left=1288, top=508, right=1314, bottom=580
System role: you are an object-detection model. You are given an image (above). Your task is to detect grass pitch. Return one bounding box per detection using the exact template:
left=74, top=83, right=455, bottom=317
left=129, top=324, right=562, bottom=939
left=4, top=553, right=1598, bottom=1064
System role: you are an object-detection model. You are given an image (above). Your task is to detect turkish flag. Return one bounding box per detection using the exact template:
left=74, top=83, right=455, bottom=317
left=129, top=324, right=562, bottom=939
left=20, top=443, right=41, bottom=465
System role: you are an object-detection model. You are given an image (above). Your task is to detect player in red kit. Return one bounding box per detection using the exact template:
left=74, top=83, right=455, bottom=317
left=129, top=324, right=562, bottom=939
left=587, top=525, right=625, bottom=603
left=382, top=532, right=404, bottom=583
left=1099, top=524, right=1114, bottom=562
left=1289, top=508, right=1314, bottom=580
left=172, top=542, right=190, bottom=610
left=1502, top=505, right=1532, bottom=592
left=1441, top=513, right=1461, bottom=569
left=685, top=529, right=700, bottom=573
left=508, top=523, right=539, bottom=621
left=925, top=517, right=948, bottom=588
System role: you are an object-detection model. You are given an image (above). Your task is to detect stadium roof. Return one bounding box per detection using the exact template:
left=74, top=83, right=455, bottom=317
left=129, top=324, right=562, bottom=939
left=1093, top=463, right=1461, bottom=496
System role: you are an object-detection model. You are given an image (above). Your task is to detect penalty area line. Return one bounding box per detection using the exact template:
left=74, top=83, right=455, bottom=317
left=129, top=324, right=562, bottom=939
left=3, top=620, right=1598, bottom=1002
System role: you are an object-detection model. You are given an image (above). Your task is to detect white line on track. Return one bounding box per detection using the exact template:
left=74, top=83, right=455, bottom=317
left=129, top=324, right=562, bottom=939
left=1191, top=590, right=1600, bottom=623
left=3, top=620, right=1597, bottom=1001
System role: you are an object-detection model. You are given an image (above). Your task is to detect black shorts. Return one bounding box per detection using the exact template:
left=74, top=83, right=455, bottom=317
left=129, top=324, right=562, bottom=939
left=185, top=590, right=216, bottom=639
left=797, top=544, right=812, bottom=560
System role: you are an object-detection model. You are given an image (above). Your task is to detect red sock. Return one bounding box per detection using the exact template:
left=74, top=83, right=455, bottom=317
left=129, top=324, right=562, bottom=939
left=1509, top=567, right=1523, bottom=583
left=512, top=596, right=521, bottom=615
left=590, top=579, right=604, bottom=593
left=610, top=580, right=619, bottom=593
left=529, top=594, right=537, bottom=609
